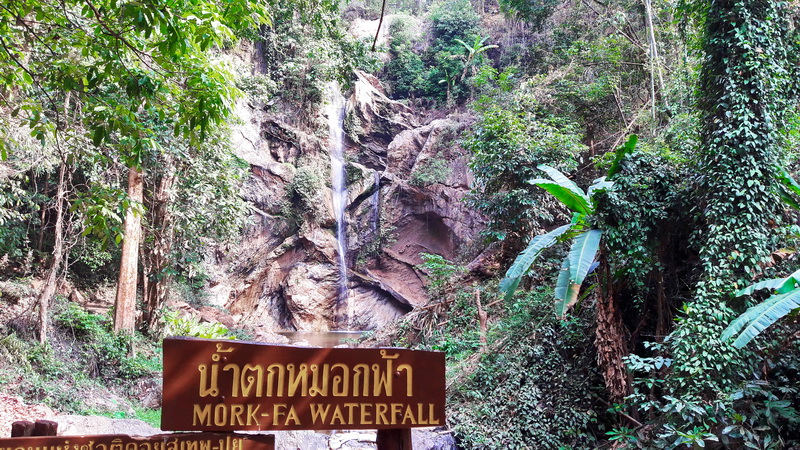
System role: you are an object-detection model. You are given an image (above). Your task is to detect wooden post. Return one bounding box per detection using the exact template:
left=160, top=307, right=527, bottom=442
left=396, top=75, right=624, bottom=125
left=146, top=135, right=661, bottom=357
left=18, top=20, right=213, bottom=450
left=375, top=428, right=412, bottom=450
left=11, top=421, right=34, bottom=437
left=10, top=420, right=56, bottom=437
left=32, top=420, right=58, bottom=436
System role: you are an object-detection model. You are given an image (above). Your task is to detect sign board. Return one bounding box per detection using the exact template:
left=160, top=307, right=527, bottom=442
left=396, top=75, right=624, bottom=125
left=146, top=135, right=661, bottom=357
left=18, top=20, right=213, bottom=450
left=161, top=337, right=446, bottom=431
left=0, top=433, right=274, bottom=450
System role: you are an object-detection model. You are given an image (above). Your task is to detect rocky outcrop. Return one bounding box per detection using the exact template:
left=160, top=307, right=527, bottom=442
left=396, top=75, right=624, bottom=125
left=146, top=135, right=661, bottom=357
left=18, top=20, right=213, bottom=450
left=208, top=48, right=485, bottom=333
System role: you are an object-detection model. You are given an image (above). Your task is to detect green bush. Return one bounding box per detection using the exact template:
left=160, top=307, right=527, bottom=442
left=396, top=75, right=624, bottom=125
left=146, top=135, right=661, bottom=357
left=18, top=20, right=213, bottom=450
left=449, top=288, right=601, bottom=448
left=467, top=88, right=583, bottom=247
left=382, top=0, right=485, bottom=103
left=285, top=163, right=325, bottom=224
left=162, top=310, right=233, bottom=339
left=410, top=158, right=451, bottom=186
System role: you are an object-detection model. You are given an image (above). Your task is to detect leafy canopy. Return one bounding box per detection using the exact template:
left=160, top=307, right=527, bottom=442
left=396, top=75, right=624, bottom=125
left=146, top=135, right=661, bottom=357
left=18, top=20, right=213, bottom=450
left=0, top=0, right=270, bottom=161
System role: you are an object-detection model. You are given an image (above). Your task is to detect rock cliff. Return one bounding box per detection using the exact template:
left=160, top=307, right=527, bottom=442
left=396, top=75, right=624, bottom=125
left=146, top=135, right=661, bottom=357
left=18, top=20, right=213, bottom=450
left=206, top=48, right=485, bottom=332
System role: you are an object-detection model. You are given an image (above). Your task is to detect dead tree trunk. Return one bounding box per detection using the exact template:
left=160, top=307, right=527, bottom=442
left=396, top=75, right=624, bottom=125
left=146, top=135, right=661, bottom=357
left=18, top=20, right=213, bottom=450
left=114, top=166, right=144, bottom=334
left=37, top=160, right=68, bottom=344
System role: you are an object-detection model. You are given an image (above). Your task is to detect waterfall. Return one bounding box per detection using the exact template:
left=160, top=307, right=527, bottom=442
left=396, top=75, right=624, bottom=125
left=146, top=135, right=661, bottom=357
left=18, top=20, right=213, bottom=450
left=370, top=171, right=381, bottom=235
left=326, top=82, right=349, bottom=326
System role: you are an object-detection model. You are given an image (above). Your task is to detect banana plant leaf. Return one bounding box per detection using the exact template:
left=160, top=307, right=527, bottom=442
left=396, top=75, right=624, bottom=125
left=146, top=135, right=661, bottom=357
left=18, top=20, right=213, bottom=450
left=554, top=259, right=580, bottom=319
left=722, top=289, right=800, bottom=348
left=736, top=268, right=800, bottom=297
left=535, top=164, right=591, bottom=203
left=499, top=224, right=572, bottom=300
left=568, top=229, right=602, bottom=286
left=530, top=180, right=592, bottom=215
left=608, top=135, right=638, bottom=177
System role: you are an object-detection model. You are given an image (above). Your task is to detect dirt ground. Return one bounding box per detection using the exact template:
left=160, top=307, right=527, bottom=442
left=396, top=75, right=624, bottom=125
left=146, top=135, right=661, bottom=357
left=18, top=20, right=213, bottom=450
left=0, top=393, right=55, bottom=438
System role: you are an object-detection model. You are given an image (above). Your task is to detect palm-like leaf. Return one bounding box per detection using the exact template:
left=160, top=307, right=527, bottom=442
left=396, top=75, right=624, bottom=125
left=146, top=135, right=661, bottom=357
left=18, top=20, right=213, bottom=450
left=777, top=168, right=800, bottom=196
left=608, top=135, right=638, bottom=177
left=553, top=230, right=601, bottom=318
left=535, top=164, right=590, bottom=204
left=588, top=177, right=614, bottom=198
left=554, top=259, right=579, bottom=318
left=736, top=278, right=790, bottom=297
left=499, top=224, right=572, bottom=300
left=568, top=229, right=602, bottom=285
left=722, top=289, right=800, bottom=348
left=735, top=268, right=800, bottom=297
left=530, top=180, right=592, bottom=214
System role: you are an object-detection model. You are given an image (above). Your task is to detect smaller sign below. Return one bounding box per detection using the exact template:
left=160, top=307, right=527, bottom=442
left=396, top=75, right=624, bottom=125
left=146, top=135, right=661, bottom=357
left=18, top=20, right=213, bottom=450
left=0, top=433, right=274, bottom=450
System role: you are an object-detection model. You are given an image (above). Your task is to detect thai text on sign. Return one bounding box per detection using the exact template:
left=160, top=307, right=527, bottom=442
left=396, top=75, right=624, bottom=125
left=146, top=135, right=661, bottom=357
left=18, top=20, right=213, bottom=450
left=161, top=337, right=446, bottom=431
left=0, top=433, right=274, bottom=450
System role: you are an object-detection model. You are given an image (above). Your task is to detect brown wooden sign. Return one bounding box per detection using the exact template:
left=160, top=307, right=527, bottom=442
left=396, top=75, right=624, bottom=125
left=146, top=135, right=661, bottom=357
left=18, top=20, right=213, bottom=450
left=161, top=337, right=446, bottom=431
left=0, top=433, right=274, bottom=450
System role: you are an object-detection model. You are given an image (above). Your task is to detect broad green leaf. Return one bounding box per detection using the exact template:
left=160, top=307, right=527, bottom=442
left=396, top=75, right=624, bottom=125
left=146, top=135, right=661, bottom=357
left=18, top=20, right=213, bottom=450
left=536, top=164, right=590, bottom=204
left=735, top=278, right=788, bottom=297
left=554, top=259, right=580, bottom=318
left=776, top=168, right=800, bottom=197
left=608, top=135, right=638, bottom=177
left=777, top=185, right=800, bottom=210
left=568, top=229, right=602, bottom=286
left=530, top=180, right=592, bottom=215
left=499, top=224, right=572, bottom=300
left=587, top=177, right=614, bottom=198
left=722, top=289, right=800, bottom=348
left=736, top=268, right=800, bottom=296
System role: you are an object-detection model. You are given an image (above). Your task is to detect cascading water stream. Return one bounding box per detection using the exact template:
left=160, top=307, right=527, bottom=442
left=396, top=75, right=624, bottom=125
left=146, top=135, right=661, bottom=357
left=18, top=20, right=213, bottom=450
left=326, top=82, right=350, bottom=327
left=369, top=171, right=381, bottom=235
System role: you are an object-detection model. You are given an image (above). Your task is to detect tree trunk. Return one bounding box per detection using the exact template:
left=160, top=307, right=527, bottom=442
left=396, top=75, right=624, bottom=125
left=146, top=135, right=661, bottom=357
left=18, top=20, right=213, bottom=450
left=114, top=166, right=144, bottom=334
left=142, top=165, right=175, bottom=333
left=36, top=160, right=68, bottom=344
left=595, top=251, right=630, bottom=403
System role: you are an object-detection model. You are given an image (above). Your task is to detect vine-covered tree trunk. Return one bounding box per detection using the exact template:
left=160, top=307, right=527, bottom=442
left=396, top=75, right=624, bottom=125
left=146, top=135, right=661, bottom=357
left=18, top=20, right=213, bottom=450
left=142, top=164, right=175, bottom=333
left=114, top=166, right=144, bottom=334
left=36, top=160, right=67, bottom=343
left=670, top=0, right=789, bottom=395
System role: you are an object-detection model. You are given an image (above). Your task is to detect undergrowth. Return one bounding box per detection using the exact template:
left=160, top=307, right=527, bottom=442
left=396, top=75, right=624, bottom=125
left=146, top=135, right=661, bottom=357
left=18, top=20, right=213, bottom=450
left=365, top=266, right=604, bottom=448
left=447, top=287, right=603, bottom=449
left=0, top=296, right=162, bottom=427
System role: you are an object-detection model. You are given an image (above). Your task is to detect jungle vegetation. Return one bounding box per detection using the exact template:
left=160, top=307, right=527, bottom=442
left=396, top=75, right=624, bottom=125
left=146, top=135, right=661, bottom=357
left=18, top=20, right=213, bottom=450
left=0, top=0, right=799, bottom=447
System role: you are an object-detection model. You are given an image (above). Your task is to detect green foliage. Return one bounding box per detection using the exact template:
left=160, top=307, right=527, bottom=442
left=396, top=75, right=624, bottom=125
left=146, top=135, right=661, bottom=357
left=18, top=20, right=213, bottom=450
left=382, top=0, right=484, bottom=103
left=417, top=253, right=463, bottom=299
left=428, top=0, right=480, bottom=45
left=409, top=157, right=451, bottom=186
left=0, top=0, right=269, bottom=159
left=669, top=0, right=794, bottom=405
left=498, top=0, right=559, bottom=30
left=284, top=162, right=325, bottom=224
left=449, top=288, right=601, bottom=448
left=499, top=163, right=611, bottom=316
left=162, top=310, right=233, bottom=339
left=384, top=16, right=430, bottom=98
left=625, top=341, right=800, bottom=449
left=594, top=148, right=689, bottom=305
left=254, top=0, right=379, bottom=112
left=722, top=269, right=800, bottom=348
left=54, top=302, right=158, bottom=380
left=467, top=87, right=583, bottom=245
left=0, top=299, right=162, bottom=417
left=0, top=176, right=41, bottom=258
left=499, top=224, right=571, bottom=300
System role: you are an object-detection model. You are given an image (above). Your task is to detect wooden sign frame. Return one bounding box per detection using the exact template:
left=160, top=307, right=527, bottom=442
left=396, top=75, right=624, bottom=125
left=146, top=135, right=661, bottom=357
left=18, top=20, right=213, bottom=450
left=161, top=337, right=446, bottom=434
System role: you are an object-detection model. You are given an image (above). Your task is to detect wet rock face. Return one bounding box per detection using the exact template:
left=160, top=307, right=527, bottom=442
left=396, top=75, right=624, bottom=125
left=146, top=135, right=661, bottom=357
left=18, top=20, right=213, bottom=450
left=211, top=60, right=485, bottom=332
